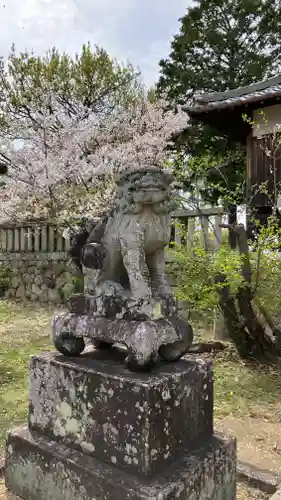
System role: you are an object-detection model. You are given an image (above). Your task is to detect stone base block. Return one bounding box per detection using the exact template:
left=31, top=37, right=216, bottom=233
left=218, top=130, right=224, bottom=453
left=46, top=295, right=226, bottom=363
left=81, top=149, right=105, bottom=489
left=5, top=425, right=236, bottom=500
left=28, top=350, right=213, bottom=477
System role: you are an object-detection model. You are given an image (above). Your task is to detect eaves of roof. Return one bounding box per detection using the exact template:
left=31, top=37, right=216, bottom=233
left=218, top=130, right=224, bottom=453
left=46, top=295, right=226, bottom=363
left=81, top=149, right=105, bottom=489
left=183, top=74, right=281, bottom=115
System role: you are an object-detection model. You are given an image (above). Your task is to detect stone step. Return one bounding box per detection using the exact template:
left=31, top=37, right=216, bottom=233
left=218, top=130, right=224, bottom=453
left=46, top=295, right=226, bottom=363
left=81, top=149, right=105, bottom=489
left=5, top=425, right=236, bottom=500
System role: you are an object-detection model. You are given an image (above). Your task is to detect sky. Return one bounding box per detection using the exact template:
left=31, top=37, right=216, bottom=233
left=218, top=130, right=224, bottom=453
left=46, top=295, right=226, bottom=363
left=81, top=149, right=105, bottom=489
left=0, top=0, right=190, bottom=87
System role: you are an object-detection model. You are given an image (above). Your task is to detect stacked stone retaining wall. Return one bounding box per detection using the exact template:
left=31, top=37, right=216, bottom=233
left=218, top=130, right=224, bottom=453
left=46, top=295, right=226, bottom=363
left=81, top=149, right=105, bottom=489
left=0, top=252, right=81, bottom=303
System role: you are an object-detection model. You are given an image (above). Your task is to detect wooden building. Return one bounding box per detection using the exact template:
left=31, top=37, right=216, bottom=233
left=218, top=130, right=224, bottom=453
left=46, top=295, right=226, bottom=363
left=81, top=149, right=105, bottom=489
left=183, top=75, right=281, bottom=225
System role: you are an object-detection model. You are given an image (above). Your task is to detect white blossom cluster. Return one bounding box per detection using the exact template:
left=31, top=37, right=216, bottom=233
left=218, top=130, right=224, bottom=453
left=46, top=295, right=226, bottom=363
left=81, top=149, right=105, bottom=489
left=0, top=89, right=188, bottom=223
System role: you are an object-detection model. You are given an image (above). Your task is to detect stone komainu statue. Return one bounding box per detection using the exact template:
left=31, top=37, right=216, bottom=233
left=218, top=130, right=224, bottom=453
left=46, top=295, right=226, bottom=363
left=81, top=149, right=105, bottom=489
left=69, top=166, right=175, bottom=303
left=53, top=166, right=193, bottom=371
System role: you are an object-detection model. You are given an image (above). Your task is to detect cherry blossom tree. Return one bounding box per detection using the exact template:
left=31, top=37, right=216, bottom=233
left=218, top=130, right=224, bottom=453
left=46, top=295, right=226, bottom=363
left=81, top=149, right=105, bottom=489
left=0, top=88, right=188, bottom=225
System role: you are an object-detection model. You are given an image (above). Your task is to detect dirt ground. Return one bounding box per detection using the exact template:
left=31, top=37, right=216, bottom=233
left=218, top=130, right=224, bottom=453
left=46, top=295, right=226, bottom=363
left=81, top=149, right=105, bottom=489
left=215, top=416, right=281, bottom=473
left=0, top=484, right=20, bottom=500
left=236, top=482, right=270, bottom=499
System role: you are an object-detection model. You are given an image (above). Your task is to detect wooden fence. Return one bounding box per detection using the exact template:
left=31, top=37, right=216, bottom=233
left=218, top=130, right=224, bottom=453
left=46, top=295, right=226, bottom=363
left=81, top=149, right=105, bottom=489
left=0, top=221, right=71, bottom=253
left=0, top=207, right=226, bottom=254
left=171, top=206, right=225, bottom=251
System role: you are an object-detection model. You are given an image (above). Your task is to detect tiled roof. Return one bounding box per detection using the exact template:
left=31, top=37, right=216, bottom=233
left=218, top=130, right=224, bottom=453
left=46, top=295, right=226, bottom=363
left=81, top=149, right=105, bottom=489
left=183, top=74, right=281, bottom=115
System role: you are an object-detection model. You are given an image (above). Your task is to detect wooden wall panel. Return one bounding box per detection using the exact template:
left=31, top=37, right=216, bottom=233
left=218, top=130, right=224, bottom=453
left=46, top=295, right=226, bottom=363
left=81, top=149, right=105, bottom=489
left=249, top=136, right=281, bottom=207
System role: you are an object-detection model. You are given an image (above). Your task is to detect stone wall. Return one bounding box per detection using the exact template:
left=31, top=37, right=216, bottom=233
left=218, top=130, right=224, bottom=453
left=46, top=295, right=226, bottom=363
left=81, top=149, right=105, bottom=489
left=0, top=252, right=81, bottom=303
left=0, top=252, right=187, bottom=310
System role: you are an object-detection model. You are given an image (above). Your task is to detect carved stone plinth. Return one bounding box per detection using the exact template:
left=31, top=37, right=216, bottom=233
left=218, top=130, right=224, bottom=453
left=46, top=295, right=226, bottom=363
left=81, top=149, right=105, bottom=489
left=52, top=304, right=193, bottom=370
left=4, top=349, right=236, bottom=500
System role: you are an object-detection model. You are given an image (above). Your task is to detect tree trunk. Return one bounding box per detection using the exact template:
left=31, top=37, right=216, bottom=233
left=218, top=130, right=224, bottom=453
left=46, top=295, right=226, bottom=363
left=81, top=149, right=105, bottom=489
left=219, top=223, right=280, bottom=360
left=234, top=224, right=277, bottom=358
left=215, top=274, right=251, bottom=358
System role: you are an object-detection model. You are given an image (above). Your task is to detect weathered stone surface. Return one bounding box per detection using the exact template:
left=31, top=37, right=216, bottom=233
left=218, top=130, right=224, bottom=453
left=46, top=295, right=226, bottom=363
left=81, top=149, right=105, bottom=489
left=68, top=293, right=88, bottom=314
left=47, top=288, right=61, bottom=303
left=5, top=425, right=236, bottom=500
left=69, top=167, right=176, bottom=304
left=52, top=311, right=193, bottom=369
left=28, top=350, right=213, bottom=477
left=0, top=252, right=80, bottom=303
left=68, top=292, right=177, bottom=320
left=15, top=283, right=25, bottom=299
left=237, top=461, right=281, bottom=494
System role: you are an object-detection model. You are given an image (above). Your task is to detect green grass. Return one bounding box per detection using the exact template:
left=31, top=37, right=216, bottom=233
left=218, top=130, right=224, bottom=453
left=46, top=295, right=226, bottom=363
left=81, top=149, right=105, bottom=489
left=1, top=301, right=281, bottom=449
left=213, top=347, right=281, bottom=421
left=0, top=301, right=54, bottom=446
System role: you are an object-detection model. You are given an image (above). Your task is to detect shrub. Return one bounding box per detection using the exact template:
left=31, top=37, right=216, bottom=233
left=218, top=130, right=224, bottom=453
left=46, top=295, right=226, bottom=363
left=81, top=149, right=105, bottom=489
left=0, top=266, right=12, bottom=295
left=167, top=215, right=281, bottom=331
left=167, top=243, right=244, bottom=323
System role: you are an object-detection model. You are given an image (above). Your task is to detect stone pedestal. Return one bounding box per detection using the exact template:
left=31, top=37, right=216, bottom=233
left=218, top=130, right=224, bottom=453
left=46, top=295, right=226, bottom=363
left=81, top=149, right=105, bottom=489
left=4, top=349, right=236, bottom=499
left=52, top=304, right=193, bottom=370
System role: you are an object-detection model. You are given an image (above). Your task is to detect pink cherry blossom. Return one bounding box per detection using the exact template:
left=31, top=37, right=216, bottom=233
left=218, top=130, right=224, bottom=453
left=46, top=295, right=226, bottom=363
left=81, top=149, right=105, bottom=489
left=0, top=87, right=188, bottom=224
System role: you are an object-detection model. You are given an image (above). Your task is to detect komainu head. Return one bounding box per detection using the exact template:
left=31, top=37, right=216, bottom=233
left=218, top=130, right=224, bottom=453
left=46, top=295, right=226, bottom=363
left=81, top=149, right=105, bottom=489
left=116, top=166, right=174, bottom=214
